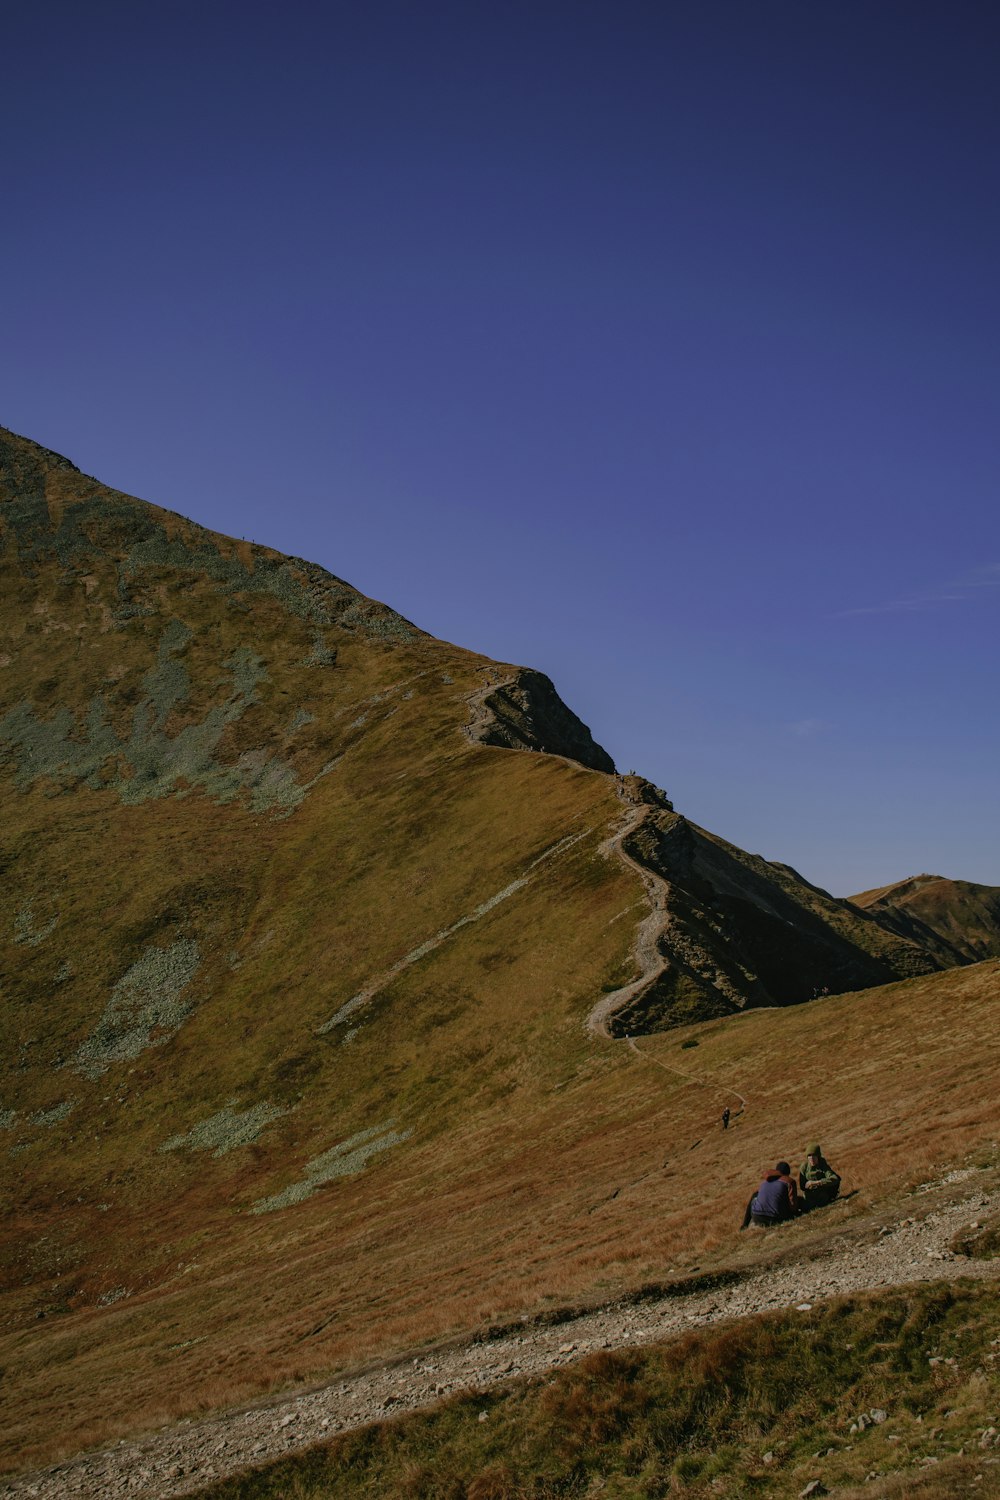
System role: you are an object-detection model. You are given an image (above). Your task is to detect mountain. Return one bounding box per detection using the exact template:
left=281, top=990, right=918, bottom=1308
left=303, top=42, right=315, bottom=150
left=0, top=424, right=984, bottom=1476
left=850, top=873, right=1000, bottom=965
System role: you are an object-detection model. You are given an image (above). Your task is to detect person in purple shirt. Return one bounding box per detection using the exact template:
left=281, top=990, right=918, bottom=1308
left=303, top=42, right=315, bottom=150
left=740, top=1162, right=800, bottom=1229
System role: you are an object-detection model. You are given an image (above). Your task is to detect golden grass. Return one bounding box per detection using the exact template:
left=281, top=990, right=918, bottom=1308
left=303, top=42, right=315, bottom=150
left=4, top=436, right=1000, bottom=1481
left=4, top=957, right=1000, bottom=1475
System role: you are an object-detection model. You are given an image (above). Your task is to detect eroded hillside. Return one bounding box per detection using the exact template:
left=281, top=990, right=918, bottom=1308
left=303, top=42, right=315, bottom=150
left=604, top=813, right=944, bottom=1032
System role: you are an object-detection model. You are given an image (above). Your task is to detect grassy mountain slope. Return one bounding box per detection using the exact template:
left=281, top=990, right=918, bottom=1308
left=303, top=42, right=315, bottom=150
left=199, top=1280, right=1000, bottom=1500
left=852, top=874, right=1000, bottom=965
left=11, top=955, right=1000, bottom=1485
left=0, top=427, right=642, bottom=1466
left=0, top=426, right=991, bottom=1478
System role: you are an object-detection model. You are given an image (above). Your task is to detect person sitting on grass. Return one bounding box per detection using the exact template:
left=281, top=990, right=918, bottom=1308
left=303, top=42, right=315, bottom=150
left=799, top=1144, right=841, bottom=1209
left=740, top=1161, right=799, bottom=1229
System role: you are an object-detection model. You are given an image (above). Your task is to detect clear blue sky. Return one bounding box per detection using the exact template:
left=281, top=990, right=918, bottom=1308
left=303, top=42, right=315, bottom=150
left=3, top=1, right=998, bottom=896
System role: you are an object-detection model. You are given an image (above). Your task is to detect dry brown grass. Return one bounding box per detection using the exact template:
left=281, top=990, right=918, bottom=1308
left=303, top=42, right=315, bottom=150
left=5, top=959, right=1000, bottom=1475
left=194, top=1280, right=1000, bottom=1499
left=4, top=432, right=1000, bottom=1482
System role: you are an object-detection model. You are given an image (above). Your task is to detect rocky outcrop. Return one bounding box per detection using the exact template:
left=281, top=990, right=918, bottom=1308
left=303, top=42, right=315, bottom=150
left=465, top=668, right=615, bottom=773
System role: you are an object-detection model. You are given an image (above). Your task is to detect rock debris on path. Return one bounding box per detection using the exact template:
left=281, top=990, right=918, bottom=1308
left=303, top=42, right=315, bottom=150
left=7, top=1175, right=1000, bottom=1500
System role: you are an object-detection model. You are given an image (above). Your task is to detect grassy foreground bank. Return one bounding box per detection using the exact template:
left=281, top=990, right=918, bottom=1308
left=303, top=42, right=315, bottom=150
left=194, top=1280, right=1000, bottom=1499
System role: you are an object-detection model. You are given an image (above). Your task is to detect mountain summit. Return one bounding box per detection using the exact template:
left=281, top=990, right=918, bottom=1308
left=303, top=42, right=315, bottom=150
left=851, top=873, right=1000, bottom=964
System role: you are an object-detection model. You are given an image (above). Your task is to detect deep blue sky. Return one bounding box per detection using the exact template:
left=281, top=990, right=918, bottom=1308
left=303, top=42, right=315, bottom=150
left=3, top=2, right=998, bottom=895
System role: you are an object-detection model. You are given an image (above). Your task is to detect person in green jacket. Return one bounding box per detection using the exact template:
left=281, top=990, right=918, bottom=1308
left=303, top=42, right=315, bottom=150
left=799, top=1144, right=841, bottom=1209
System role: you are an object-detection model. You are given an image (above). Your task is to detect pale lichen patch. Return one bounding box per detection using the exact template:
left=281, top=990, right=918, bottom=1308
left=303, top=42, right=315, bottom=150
left=75, top=939, right=201, bottom=1078
left=97, top=1286, right=130, bottom=1306
left=0, top=621, right=308, bottom=814
left=250, top=1122, right=412, bottom=1214
left=161, top=1101, right=287, bottom=1158
left=14, top=904, right=59, bottom=947
left=29, top=1100, right=75, bottom=1128
left=302, top=634, right=337, bottom=667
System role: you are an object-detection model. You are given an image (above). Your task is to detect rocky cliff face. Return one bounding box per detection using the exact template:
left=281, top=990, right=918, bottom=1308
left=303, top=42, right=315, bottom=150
left=465, top=668, right=615, bottom=772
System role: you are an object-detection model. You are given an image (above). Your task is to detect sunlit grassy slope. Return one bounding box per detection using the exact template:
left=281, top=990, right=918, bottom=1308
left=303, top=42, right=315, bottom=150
left=2, top=427, right=996, bottom=1478
left=199, top=1281, right=1000, bottom=1500
left=0, top=427, right=643, bottom=1466
left=7, top=952, right=999, bottom=1477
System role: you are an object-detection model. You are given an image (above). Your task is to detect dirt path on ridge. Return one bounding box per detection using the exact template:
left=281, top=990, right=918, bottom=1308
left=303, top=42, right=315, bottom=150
left=627, top=1036, right=749, bottom=1113
left=582, top=788, right=748, bottom=1114
left=585, top=800, right=674, bottom=1039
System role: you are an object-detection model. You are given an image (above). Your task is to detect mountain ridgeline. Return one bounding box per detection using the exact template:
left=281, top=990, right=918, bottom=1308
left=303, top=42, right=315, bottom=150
left=1, top=423, right=996, bottom=1473
left=850, top=873, right=1000, bottom=965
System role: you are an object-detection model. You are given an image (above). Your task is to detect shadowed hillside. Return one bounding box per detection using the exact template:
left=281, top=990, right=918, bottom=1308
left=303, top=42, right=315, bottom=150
left=0, top=425, right=988, bottom=1479
left=604, top=811, right=942, bottom=1033
left=852, top=873, right=1000, bottom=964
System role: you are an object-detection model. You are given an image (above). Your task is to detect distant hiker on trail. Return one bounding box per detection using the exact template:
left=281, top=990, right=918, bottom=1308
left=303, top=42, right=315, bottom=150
left=799, top=1144, right=841, bottom=1209
left=740, top=1162, right=799, bottom=1229
left=721, top=1106, right=730, bottom=1130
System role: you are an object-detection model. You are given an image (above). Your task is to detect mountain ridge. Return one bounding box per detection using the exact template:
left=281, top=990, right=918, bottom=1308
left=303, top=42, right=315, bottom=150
left=851, top=871, right=1000, bottom=965
left=1, top=422, right=995, bottom=1480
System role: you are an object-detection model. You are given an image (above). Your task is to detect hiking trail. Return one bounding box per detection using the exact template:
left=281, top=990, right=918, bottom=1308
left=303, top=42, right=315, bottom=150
left=8, top=1168, right=1000, bottom=1500
left=586, top=798, right=674, bottom=1040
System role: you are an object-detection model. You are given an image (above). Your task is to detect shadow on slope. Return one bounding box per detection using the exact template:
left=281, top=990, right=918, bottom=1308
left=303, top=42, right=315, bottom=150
left=608, top=810, right=944, bottom=1034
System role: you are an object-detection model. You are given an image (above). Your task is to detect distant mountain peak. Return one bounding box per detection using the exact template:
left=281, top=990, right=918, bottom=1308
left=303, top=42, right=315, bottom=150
left=851, top=873, right=1000, bottom=964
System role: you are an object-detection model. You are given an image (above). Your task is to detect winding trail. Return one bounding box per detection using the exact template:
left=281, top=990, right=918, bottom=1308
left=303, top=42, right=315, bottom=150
left=464, top=673, right=680, bottom=1054
left=579, top=784, right=748, bottom=1116
left=462, top=671, right=516, bottom=745
left=627, top=1036, right=749, bottom=1114
left=5, top=715, right=999, bottom=1498
left=585, top=800, right=674, bottom=1039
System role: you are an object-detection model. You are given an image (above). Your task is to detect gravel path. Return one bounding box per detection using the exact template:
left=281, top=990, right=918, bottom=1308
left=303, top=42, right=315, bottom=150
left=586, top=800, right=674, bottom=1039
left=626, top=1034, right=749, bottom=1112
left=7, top=1171, right=999, bottom=1500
